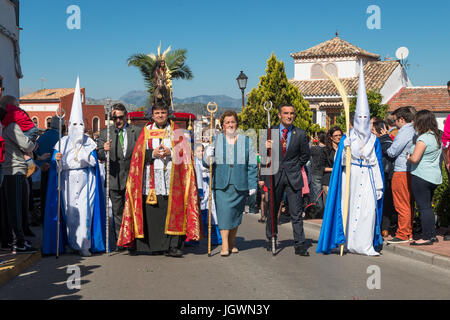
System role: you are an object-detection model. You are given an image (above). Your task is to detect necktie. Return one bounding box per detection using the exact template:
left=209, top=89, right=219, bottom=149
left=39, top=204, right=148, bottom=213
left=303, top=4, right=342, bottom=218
left=281, top=128, right=288, bottom=156
left=119, top=129, right=124, bottom=150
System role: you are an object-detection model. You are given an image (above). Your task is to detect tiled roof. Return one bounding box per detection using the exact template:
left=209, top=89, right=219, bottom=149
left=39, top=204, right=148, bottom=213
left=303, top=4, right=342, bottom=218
left=291, top=36, right=380, bottom=59
left=20, top=88, right=76, bottom=100
left=290, top=60, right=400, bottom=97
left=387, top=86, right=450, bottom=112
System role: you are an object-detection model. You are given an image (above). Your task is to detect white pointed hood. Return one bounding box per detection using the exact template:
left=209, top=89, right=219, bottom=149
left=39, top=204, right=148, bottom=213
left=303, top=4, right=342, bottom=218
left=68, top=77, right=85, bottom=145
left=354, top=61, right=371, bottom=144
left=349, top=61, right=375, bottom=159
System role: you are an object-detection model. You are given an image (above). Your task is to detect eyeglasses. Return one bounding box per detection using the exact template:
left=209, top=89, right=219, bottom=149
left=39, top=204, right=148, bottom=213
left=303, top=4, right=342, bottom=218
left=112, top=115, right=125, bottom=121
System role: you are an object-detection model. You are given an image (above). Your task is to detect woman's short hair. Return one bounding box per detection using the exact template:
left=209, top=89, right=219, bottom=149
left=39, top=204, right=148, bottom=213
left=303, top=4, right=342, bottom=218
left=220, top=110, right=239, bottom=128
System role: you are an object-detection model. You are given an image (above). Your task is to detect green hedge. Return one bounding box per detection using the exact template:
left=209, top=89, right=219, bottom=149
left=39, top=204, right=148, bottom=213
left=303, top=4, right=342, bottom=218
left=433, top=163, right=450, bottom=227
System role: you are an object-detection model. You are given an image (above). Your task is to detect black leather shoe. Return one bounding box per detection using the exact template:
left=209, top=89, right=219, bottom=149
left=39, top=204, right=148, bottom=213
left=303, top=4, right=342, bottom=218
left=166, top=248, right=183, bottom=257
left=444, top=234, right=450, bottom=241
left=295, top=246, right=310, bottom=256
left=431, top=237, right=439, bottom=243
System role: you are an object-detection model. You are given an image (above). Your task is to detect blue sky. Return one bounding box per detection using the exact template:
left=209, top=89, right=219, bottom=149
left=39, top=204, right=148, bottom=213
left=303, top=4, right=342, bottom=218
left=19, top=0, right=450, bottom=100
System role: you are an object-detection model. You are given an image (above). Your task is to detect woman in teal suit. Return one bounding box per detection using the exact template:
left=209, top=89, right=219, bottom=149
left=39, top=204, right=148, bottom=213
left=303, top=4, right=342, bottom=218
left=205, top=110, right=257, bottom=256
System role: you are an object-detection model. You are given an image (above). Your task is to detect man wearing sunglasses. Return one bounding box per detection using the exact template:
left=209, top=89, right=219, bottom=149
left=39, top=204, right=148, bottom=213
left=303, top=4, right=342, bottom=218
left=97, top=103, right=141, bottom=251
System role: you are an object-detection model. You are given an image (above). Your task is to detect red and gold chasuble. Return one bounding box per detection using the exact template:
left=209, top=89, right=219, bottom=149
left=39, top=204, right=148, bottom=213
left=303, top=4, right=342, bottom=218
left=117, top=121, right=201, bottom=247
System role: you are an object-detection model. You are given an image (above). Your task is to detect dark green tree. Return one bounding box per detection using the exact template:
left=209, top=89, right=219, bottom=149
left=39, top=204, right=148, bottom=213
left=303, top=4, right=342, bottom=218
left=336, top=90, right=389, bottom=132
left=239, top=53, right=319, bottom=134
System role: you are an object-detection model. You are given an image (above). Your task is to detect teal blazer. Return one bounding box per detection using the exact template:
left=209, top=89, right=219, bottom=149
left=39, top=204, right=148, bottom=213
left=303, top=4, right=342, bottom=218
left=204, top=133, right=258, bottom=191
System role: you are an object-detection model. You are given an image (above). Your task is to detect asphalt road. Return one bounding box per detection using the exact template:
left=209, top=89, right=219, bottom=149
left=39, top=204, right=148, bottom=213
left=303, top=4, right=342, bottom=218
left=1, top=214, right=449, bottom=300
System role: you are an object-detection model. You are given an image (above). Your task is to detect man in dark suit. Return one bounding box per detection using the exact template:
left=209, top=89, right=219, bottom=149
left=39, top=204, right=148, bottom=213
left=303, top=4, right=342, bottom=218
left=262, top=105, right=311, bottom=256
left=97, top=103, right=141, bottom=249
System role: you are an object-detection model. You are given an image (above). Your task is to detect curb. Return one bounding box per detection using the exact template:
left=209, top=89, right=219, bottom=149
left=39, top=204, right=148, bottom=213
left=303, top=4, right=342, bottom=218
left=0, top=252, right=42, bottom=287
left=303, top=221, right=450, bottom=270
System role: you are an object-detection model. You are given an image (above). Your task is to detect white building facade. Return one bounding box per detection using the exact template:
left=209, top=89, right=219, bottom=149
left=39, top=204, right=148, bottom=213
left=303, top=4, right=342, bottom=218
left=289, top=36, right=412, bottom=129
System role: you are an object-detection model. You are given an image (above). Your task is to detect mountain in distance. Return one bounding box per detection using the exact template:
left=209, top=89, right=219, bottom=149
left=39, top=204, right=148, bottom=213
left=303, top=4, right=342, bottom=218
left=85, top=97, right=136, bottom=111
left=117, top=90, right=242, bottom=109
left=86, top=91, right=244, bottom=115
left=85, top=91, right=148, bottom=111
left=119, top=90, right=149, bottom=107
left=173, top=95, right=242, bottom=110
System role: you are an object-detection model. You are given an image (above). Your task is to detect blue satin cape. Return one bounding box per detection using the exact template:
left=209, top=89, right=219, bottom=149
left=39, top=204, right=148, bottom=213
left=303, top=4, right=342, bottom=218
left=42, top=149, right=106, bottom=255
left=316, top=135, right=384, bottom=254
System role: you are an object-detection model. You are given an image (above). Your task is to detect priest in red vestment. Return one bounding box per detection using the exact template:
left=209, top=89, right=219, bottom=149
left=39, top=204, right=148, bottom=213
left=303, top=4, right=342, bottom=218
left=117, top=100, right=201, bottom=257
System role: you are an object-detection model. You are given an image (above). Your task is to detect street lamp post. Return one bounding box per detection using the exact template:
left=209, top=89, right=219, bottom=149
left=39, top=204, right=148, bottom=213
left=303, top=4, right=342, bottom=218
left=236, top=71, right=248, bottom=109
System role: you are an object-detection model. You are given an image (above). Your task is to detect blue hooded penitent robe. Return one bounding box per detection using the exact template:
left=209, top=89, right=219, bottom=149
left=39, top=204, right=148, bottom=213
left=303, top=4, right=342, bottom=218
left=42, top=145, right=106, bottom=255
left=316, top=135, right=384, bottom=254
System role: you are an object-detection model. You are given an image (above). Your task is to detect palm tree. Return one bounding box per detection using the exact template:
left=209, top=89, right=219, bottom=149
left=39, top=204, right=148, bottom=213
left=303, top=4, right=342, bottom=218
left=127, top=42, right=193, bottom=106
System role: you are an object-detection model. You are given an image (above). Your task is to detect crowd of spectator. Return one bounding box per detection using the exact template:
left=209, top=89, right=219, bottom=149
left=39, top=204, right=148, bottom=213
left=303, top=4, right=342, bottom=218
left=1, top=82, right=450, bottom=262
left=302, top=99, right=450, bottom=244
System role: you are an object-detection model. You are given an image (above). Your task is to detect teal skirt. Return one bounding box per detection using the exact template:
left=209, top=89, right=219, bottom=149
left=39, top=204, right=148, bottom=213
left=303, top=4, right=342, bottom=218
left=214, top=184, right=246, bottom=230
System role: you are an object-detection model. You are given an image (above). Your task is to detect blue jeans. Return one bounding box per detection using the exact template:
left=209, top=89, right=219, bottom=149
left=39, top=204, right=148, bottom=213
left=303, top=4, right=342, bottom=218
left=309, top=173, right=324, bottom=211
left=411, top=175, right=438, bottom=240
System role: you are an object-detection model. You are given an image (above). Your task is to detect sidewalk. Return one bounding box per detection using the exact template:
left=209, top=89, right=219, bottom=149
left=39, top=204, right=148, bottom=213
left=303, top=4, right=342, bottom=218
left=0, top=225, right=42, bottom=287
left=303, top=219, right=450, bottom=269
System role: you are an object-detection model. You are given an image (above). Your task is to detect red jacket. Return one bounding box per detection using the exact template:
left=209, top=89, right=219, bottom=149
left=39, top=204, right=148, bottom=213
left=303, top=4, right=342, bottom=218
left=1, top=104, right=35, bottom=132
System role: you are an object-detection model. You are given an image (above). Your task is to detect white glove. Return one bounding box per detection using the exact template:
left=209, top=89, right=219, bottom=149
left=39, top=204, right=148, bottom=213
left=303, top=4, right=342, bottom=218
left=376, top=190, right=383, bottom=200
left=249, top=189, right=256, bottom=196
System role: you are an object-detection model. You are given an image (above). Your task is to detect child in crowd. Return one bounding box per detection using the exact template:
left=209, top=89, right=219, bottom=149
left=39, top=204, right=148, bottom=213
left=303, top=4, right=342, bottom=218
left=0, top=96, right=39, bottom=177
left=194, top=143, right=222, bottom=245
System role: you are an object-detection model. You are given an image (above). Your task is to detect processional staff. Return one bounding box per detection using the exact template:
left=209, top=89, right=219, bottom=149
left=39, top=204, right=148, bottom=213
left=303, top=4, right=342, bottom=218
left=55, top=107, right=65, bottom=259
left=264, top=101, right=277, bottom=255
left=105, top=100, right=112, bottom=254
left=206, top=102, right=218, bottom=257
